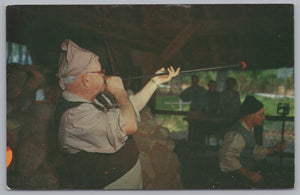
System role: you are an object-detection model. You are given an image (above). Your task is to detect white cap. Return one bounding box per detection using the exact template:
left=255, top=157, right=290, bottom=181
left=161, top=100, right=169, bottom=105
left=57, top=39, right=99, bottom=89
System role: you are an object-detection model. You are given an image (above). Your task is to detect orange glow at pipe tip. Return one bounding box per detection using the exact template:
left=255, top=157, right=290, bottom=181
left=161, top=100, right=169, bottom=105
left=241, top=61, right=247, bottom=69
left=7, top=146, right=13, bottom=168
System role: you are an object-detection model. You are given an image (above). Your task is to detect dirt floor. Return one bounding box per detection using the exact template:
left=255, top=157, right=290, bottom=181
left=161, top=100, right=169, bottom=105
left=173, top=139, right=295, bottom=189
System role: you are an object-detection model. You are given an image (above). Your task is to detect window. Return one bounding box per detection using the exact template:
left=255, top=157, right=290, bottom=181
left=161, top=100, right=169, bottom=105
left=35, top=89, right=46, bottom=102
left=6, top=42, right=33, bottom=65
left=155, top=67, right=294, bottom=150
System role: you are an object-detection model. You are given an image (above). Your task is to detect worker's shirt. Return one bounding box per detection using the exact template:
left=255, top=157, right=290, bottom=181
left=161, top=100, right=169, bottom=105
left=219, top=90, right=240, bottom=115
left=179, top=86, right=207, bottom=111
left=218, top=120, right=268, bottom=173
left=205, top=91, right=220, bottom=113
left=58, top=91, right=140, bottom=154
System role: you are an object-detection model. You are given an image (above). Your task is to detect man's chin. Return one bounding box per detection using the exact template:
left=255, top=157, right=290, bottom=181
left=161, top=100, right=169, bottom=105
left=95, top=89, right=105, bottom=96
left=98, top=90, right=104, bottom=95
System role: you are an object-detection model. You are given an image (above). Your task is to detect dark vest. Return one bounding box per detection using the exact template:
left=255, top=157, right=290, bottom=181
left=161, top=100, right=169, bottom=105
left=55, top=95, right=139, bottom=189
left=235, top=123, right=256, bottom=171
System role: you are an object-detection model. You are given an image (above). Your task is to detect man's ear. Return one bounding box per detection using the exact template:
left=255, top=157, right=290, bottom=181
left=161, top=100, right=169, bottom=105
left=249, top=113, right=256, bottom=122
left=82, top=73, right=90, bottom=87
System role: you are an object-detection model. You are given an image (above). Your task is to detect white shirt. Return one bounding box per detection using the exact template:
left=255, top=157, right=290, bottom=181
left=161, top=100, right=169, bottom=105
left=218, top=120, right=268, bottom=173
left=58, top=91, right=140, bottom=154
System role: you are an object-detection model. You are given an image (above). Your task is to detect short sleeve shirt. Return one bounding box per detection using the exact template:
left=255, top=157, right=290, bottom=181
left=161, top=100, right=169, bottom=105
left=218, top=121, right=268, bottom=172
left=58, top=91, right=139, bottom=154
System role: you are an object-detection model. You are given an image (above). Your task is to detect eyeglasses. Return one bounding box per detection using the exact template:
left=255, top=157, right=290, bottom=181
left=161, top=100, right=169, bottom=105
left=86, top=69, right=106, bottom=75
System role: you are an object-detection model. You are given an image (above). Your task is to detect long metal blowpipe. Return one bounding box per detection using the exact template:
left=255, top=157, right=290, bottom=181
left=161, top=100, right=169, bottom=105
left=122, top=61, right=247, bottom=80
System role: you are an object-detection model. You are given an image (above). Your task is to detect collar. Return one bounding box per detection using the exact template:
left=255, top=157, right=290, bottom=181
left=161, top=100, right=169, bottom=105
left=62, top=91, right=106, bottom=110
left=240, top=119, right=254, bottom=135
left=62, top=91, right=91, bottom=103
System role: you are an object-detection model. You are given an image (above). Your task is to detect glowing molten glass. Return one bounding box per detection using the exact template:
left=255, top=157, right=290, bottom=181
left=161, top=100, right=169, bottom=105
left=240, top=61, right=247, bottom=69
left=6, top=146, right=13, bottom=168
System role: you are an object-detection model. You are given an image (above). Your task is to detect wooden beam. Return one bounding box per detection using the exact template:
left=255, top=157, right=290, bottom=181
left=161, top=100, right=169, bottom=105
left=65, top=20, right=162, bottom=52
left=151, top=16, right=291, bottom=37
left=69, top=6, right=169, bottom=46
left=191, top=17, right=292, bottom=36
left=203, top=6, right=222, bottom=66
left=159, top=23, right=200, bottom=65
left=20, top=6, right=166, bottom=53
left=104, top=40, right=119, bottom=75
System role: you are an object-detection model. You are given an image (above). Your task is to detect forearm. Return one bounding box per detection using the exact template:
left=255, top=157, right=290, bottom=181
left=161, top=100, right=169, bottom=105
left=237, top=167, right=263, bottom=183
left=132, top=79, right=158, bottom=112
left=114, top=90, right=138, bottom=134
left=267, top=145, right=281, bottom=155
left=133, top=66, right=179, bottom=111
left=253, top=145, right=268, bottom=160
left=267, top=141, right=286, bottom=154
left=237, top=167, right=252, bottom=178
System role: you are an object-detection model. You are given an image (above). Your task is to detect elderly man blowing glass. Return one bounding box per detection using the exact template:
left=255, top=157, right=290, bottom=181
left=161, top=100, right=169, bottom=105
left=218, top=95, right=286, bottom=188
left=55, top=39, right=180, bottom=189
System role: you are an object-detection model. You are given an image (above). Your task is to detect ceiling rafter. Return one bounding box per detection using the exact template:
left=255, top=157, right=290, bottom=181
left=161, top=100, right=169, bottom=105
left=67, top=6, right=170, bottom=47
left=159, top=23, right=201, bottom=65
left=6, top=5, right=294, bottom=70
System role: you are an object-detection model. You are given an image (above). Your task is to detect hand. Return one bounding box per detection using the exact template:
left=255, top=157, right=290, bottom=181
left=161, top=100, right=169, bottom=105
left=105, top=76, right=125, bottom=95
left=152, top=66, right=180, bottom=85
left=274, top=141, right=286, bottom=152
left=249, top=171, right=263, bottom=183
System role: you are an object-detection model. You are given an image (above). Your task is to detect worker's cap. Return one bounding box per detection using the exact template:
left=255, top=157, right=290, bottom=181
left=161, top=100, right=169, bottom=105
left=239, top=95, right=264, bottom=117
left=57, top=39, right=99, bottom=89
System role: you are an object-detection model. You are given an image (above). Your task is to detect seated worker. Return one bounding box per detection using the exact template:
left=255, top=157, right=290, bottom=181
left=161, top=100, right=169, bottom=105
left=218, top=95, right=286, bottom=188
left=55, top=39, right=180, bottom=189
